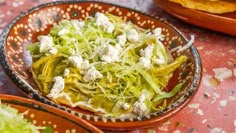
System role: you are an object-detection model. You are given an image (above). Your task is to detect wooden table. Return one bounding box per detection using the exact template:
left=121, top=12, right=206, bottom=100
left=0, top=0, right=235, bottom=132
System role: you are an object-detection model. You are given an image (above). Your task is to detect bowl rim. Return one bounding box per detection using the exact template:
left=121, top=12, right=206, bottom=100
left=0, top=0, right=202, bottom=129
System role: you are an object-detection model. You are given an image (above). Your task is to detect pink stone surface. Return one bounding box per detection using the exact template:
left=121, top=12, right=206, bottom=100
left=0, top=0, right=235, bottom=132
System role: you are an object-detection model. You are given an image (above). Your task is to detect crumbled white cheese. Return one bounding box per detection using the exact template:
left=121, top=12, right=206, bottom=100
left=213, top=67, right=232, bottom=82
left=133, top=101, right=147, bottom=116
left=68, top=56, right=92, bottom=74
left=152, top=28, right=164, bottom=41
left=68, top=55, right=103, bottom=81
left=47, top=76, right=64, bottom=99
left=140, top=44, right=154, bottom=58
left=139, top=44, right=154, bottom=69
left=138, top=43, right=166, bottom=68
left=139, top=57, right=151, bottom=69
left=80, top=60, right=90, bottom=74
left=104, top=22, right=115, bottom=33
left=38, top=35, right=54, bottom=53
left=49, top=47, right=58, bottom=55
left=95, top=12, right=114, bottom=33
left=133, top=94, right=147, bottom=116
left=127, top=29, right=139, bottom=42
left=24, top=50, right=32, bottom=69
left=122, top=103, right=130, bottom=110
left=95, top=12, right=109, bottom=26
left=63, top=68, right=70, bottom=77
left=72, top=20, right=84, bottom=35
left=139, top=94, right=146, bottom=102
left=72, top=20, right=84, bottom=29
left=83, top=66, right=103, bottom=82
left=116, top=34, right=127, bottom=47
left=68, top=55, right=83, bottom=68
left=153, top=28, right=162, bottom=36
left=100, top=45, right=120, bottom=63
left=58, top=28, right=69, bottom=36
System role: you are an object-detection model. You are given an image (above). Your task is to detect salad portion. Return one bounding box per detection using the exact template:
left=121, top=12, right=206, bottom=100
left=27, top=12, right=187, bottom=117
left=0, top=102, right=43, bottom=132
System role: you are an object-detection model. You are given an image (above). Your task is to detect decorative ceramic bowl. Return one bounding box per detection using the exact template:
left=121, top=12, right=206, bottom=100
left=0, top=94, right=103, bottom=133
left=0, top=1, right=201, bottom=130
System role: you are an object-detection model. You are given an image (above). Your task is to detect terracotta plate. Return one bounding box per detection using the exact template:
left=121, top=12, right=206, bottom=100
left=0, top=94, right=103, bottom=133
left=154, top=0, right=236, bottom=36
